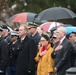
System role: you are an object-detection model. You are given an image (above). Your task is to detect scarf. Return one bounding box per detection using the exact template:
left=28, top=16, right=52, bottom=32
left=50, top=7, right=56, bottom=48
left=41, top=44, right=48, bottom=52
left=40, top=44, right=50, bottom=59
left=41, top=44, right=50, bottom=52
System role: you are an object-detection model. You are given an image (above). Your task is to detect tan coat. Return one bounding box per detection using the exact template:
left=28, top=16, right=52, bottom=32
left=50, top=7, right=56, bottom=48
left=35, top=44, right=54, bottom=75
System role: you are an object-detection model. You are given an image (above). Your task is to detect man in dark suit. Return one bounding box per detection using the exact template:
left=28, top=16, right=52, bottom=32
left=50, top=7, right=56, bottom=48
left=51, top=26, right=73, bottom=75
left=16, top=24, right=37, bottom=75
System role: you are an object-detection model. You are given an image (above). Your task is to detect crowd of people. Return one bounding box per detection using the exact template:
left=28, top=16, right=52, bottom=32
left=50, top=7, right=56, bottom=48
left=0, top=24, right=76, bottom=75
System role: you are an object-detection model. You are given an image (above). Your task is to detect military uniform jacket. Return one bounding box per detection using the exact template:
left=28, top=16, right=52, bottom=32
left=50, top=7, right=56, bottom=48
left=9, top=41, right=19, bottom=66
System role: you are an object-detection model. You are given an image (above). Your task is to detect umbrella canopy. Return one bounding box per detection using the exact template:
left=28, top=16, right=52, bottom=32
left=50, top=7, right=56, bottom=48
left=7, top=12, right=37, bottom=23
left=35, top=7, right=76, bottom=22
left=50, top=24, right=73, bottom=31
left=65, top=26, right=76, bottom=34
left=40, top=22, right=63, bottom=32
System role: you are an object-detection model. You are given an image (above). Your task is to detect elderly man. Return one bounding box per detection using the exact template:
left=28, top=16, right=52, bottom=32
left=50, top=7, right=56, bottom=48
left=16, top=24, right=37, bottom=75
left=51, top=26, right=73, bottom=75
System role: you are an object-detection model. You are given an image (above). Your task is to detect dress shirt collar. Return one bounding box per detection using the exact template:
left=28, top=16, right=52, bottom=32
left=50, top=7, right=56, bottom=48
left=21, top=36, right=25, bottom=42
left=60, top=36, right=66, bottom=44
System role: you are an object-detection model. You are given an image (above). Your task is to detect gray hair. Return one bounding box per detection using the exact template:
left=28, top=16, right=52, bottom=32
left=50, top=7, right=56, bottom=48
left=57, top=26, right=66, bottom=34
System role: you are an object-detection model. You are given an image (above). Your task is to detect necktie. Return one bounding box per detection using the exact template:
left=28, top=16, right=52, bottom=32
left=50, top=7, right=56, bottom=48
left=58, top=41, right=60, bottom=46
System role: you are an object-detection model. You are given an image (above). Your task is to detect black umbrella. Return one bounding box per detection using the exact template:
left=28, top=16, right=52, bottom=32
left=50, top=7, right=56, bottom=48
left=35, top=7, right=76, bottom=22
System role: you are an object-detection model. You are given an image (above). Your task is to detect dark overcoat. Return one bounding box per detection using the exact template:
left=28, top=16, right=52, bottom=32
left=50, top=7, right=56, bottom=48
left=51, top=38, right=73, bottom=75
left=16, top=35, right=37, bottom=75
left=0, top=37, right=9, bottom=75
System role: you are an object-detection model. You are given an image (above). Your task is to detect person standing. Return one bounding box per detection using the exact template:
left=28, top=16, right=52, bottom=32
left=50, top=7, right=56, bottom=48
left=0, top=27, right=9, bottom=75
left=35, top=33, right=54, bottom=75
left=27, top=24, right=41, bottom=75
left=27, top=23, right=41, bottom=46
left=69, top=32, right=76, bottom=67
left=0, top=25, right=11, bottom=75
left=16, top=24, right=37, bottom=75
left=51, top=26, right=73, bottom=75
left=7, top=31, right=19, bottom=75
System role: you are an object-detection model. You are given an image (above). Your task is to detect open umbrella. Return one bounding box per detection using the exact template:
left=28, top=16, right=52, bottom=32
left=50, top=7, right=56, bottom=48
left=40, top=22, right=63, bottom=32
left=35, top=7, right=76, bottom=22
left=7, top=12, right=37, bottom=23
left=66, top=26, right=76, bottom=34
left=50, top=25, right=76, bottom=34
left=50, top=24, right=73, bottom=31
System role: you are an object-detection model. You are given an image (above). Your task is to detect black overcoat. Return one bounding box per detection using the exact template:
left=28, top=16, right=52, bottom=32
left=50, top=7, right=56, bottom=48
left=16, top=35, right=37, bottom=75
left=51, top=38, right=73, bottom=75
left=0, top=37, right=9, bottom=73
